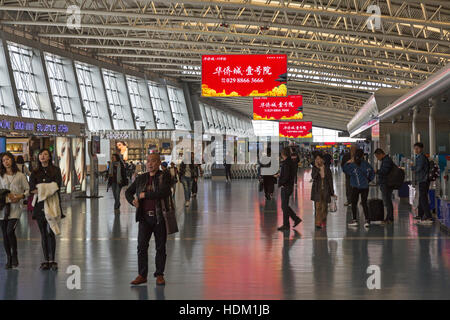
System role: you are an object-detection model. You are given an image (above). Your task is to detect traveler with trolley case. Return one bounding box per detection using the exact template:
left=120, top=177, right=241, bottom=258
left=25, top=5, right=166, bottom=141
left=374, top=148, right=405, bottom=224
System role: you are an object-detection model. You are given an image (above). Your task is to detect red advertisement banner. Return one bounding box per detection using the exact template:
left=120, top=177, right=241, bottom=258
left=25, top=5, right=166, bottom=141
left=279, top=121, right=312, bottom=138
left=202, top=54, right=287, bottom=97
left=253, top=95, right=303, bottom=120
left=371, top=123, right=380, bottom=139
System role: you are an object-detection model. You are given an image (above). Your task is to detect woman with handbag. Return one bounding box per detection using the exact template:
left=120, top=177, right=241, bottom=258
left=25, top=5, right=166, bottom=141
left=311, top=153, right=336, bottom=229
left=108, top=154, right=127, bottom=213
left=29, top=149, right=64, bottom=271
left=0, top=152, right=29, bottom=269
left=344, top=149, right=375, bottom=228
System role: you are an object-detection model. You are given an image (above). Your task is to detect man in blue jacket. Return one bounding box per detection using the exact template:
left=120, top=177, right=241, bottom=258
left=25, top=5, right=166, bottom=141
left=374, top=148, right=394, bottom=223
left=412, top=142, right=432, bottom=224
left=343, top=149, right=375, bottom=227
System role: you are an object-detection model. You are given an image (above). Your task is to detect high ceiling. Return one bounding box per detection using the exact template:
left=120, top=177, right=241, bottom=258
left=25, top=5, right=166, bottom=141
left=1, top=0, right=449, bottom=130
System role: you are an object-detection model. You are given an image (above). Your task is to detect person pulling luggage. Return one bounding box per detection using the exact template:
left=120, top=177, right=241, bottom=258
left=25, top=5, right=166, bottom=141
left=374, top=148, right=395, bottom=224
left=411, top=142, right=433, bottom=225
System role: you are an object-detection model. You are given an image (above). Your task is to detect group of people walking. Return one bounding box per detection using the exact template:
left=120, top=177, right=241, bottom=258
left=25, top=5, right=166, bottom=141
left=0, top=149, right=64, bottom=270
left=108, top=152, right=202, bottom=212
left=1, top=140, right=434, bottom=290
left=262, top=141, right=435, bottom=232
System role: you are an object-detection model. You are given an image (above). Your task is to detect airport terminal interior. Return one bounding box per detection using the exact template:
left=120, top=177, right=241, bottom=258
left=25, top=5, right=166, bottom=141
left=0, top=0, right=449, bottom=300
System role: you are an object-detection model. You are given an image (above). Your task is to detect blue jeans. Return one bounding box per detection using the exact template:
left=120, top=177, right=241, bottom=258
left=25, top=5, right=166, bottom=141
left=111, top=183, right=122, bottom=209
left=380, top=184, right=393, bottom=221
left=181, top=176, right=193, bottom=201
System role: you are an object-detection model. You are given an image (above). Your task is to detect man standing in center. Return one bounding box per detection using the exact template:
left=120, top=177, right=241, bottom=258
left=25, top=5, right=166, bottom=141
left=126, top=153, right=171, bottom=286
left=277, top=147, right=302, bottom=231
left=341, top=145, right=358, bottom=206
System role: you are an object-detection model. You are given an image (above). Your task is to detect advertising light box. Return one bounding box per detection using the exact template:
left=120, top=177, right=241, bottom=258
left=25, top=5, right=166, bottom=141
left=253, top=95, right=303, bottom=120
left=201, top=54, right=287, bottom=97
left=279, top=121, right=312, bottom=138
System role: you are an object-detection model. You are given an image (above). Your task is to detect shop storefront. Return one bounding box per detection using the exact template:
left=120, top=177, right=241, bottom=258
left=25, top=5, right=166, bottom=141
left=95, top=130, right=176, bottom=166
left=0, top=115, right=87, bottom=195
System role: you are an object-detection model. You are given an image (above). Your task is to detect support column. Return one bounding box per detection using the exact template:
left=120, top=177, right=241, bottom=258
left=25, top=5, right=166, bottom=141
left=1, top=35, right=21, bottom=116
left=72, top=61, right=89, bottom=126
left=411, top=105, right=418, bottom=158
left=429, top=98, right=437, bottom=156
left=39, top=49, right=58, bottom=120
left=181, top=82, right=196, bottom=130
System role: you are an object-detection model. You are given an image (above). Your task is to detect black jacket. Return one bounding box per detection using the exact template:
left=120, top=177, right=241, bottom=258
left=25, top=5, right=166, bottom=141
left=125, top=170, right=172, bottom=223
left=179, top=162, right=199, bottom=179
left=108, top=161, right=128, bottom=188
left=323, top=153, right=333, bottom=167
left=310, top=166, right=334, bottom=203
left=341, top=152, right=351, bottom=170
left=29, top=165, right=64, bottom=220
left=377, top=154, right=394, bottom=186
left=278, top=158, right=296, bottom=188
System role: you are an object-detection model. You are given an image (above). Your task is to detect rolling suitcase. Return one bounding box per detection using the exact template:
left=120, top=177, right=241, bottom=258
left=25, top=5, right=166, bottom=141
left=368, top=199, right=384, bottom=222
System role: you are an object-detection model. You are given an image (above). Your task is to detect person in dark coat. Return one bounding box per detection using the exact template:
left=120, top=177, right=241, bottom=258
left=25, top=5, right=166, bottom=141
left=125, top=153, right=172, bottom=286
left=260, top=148, right=277, bottom=200
left=277, top=147, right=302, bottom=231
left=323, top=151, right=333, bottom=168
left=374, top=148, right=394, bottom=223
left=341, top=145, right=358, bottom=206
left=108, top=154, right=127, bottom=213
left=311, top=152, right=335, bottom=229
left=179, top=153, right=200, bottom=207
left=412, top=142, right=432, bottom=224
left=29, top=149, right=64, bottom=271
left=290, top=148, right=300, bottom=186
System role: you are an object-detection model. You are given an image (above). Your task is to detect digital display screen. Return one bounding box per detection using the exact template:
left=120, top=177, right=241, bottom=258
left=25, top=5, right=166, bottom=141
left=279, top=121, right=313, bottom=138
left=202, top=54, right=287, bottom=97
left=253, top=95, right=303, bottom=120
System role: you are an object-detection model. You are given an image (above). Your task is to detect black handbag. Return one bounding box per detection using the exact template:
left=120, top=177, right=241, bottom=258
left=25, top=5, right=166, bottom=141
left=160, top=196, right=179, bottom=235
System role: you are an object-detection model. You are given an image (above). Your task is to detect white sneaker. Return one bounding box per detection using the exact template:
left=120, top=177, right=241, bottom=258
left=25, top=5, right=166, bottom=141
left=364, top=222, right=370, bottom=228
left=348, top=220, right=358, bottom=227
left=185, top=201, right=190, bottom=207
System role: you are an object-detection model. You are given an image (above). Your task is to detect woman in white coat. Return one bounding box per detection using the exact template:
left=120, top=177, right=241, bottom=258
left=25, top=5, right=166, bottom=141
left=0, top=152, right=29, bottom=269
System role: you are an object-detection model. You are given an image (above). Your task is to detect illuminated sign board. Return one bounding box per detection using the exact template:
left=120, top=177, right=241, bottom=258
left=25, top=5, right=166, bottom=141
left=253, top=95, right=303, bottom=120
left=0, top=119, right=70, bottom=134
left=279, top=121, right=312, bottom=138
left=202, top=54, right=287, bottom=97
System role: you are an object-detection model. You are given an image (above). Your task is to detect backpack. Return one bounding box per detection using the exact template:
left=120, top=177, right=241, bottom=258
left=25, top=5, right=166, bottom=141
left=428, top=159, right=440, bottom=182
left=387, top=164, right=405, bottom=190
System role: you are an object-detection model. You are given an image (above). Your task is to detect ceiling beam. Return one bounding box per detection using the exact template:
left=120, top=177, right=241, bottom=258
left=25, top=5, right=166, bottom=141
left=1, top=2, right=448, bottom=29
left=29, top=25, right=450, bottom=59
left=2, top=14, right=449, bottom=46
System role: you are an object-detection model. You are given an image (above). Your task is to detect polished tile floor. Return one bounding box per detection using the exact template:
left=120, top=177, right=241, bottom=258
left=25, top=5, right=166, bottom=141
left=0, top=169, right=449, bottom=300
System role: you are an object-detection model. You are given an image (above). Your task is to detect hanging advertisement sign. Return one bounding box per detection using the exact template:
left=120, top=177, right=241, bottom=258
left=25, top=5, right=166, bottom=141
left=201, top=54, right=287, bottom=97
left=114, top=140, right=129, bottom=161
left=371, top=123, right=380, bottom=139
left=56, top=137, right=72, bottom=194
left=253, top=95, right=303, bottom=120
left=279, top=121, right=312, bottom=138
